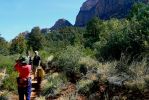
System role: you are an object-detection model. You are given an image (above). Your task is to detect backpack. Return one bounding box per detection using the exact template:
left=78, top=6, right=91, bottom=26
left=36, top=67, right=45, bottom=78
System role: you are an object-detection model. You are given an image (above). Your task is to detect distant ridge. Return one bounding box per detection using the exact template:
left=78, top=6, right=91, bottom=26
left=75, top=0, right=149, bottom=26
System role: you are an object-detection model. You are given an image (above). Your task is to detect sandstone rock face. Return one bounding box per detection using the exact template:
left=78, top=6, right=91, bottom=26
left=51, top=19, right=73, bottom=30
left=75, top=0, right=148, bottom=26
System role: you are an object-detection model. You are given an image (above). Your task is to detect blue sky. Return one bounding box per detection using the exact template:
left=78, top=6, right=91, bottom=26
left=0, top=0, right=85, bottom=41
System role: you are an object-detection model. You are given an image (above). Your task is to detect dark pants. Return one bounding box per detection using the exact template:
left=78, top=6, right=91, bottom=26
left=18, top=78, right=32, bottom=100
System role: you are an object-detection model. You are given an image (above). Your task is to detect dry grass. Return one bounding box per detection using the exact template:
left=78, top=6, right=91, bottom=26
left=79, top=57, right=99, bottom=68
left=35, top=96, right=45, bottom=100
left=0, top=68, right=7, bottom=87
left=96, top=57, right=149, bottom=91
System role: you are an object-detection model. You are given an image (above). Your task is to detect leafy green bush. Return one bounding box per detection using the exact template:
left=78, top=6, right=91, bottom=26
left=57, top=46, right=85, bottom=73
left=94, top=19, right=130, bottom=60
left=91, top=3, right=149, bottom=60
left=0, top=55, right=14, bottom=69
left=39, top=50, right=51, bottom=62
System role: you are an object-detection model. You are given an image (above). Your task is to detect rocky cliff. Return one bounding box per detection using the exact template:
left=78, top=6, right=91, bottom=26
left=75, top=0, right=148, bottom=26
left=51, top=19, right=73, bottom=30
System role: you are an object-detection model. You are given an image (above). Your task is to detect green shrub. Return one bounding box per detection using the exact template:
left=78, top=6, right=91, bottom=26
left=84, top=17, right=102, bottom=48
left=57, top=46, right=84, bottom=73
left=0, top=55, right=18, bottom=91
left=79, top=57, right=98, bottom=68
left=77, top=79, right=93, bottom=96
left=42, top=73, right=67, bottom=96
left=0, top=55, right=14, bottom=69
left=2, top=72, right=17, bottom=91
left=39, top=50, right=51, bottom=62
left=0, top=36, right=9, bottom=56
left=94, top=19, right=130, bottom=60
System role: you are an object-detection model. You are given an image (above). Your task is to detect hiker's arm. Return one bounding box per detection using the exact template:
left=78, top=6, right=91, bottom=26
left=38, top=56, right=41, bottom=67
left=38, top=60, right=41, bottom=67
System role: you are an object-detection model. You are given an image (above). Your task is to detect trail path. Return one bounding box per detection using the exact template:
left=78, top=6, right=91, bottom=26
left=30, top=74, right=41, bottom=100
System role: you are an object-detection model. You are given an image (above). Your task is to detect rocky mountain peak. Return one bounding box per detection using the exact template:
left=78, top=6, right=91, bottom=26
left=80, top=0, right=99, bottom=11
left=51, top=18, right=73, bottom=30
left=75, top=0, right=149, bottom=27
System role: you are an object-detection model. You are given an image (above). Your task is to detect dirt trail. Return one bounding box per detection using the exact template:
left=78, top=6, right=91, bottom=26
left=30, top=74, right=41, bottom=100
left=46, top=83, right=77, bottom=100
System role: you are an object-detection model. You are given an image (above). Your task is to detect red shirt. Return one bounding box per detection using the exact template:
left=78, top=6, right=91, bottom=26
left=15, top=63, right=31, bottom=79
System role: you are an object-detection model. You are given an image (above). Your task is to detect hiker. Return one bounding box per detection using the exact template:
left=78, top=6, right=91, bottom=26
left=14, top=56, right=32, bottom=100
left=26, top=51, right=32, bottom=65
left=32, top=51, right=41, bottom=77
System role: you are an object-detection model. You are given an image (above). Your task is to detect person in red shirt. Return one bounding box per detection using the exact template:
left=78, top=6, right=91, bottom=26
left=14, top=56, right=32, bottom=100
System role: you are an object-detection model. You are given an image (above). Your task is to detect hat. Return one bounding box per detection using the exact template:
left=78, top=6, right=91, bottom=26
left=19, top=55, right=29, bottom=64
left=34, top=51, right=38, bottom=55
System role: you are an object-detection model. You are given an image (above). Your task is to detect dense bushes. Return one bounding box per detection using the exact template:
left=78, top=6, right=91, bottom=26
left=84, top=17, right=102, bottom=48
left=0, top=55, right=18, bottom=91
left=57, top=46, right=84, bottom=72
left=0, top=36, right=9, bottom=55
left=2, top=72, right=18, bottom=91
left=94, top=19, right=130, bottom=60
